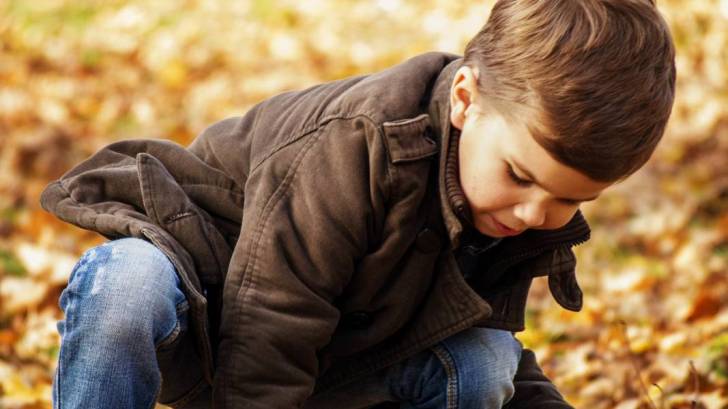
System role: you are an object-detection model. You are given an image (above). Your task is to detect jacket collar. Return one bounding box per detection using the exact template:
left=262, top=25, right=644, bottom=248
left=426, top=57, right=591, bottom=251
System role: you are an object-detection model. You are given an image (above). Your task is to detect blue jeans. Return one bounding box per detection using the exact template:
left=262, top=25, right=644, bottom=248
left=53, top=237, right=522, bottom=409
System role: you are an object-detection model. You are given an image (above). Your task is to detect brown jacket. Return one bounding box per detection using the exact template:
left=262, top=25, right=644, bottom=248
left=40, top=52, right=587, bottom=408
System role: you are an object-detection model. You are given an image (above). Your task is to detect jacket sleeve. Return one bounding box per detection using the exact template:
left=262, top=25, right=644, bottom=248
left=211, top=117, right=390, bottom=409
left=505, top=348, right=575, bottom=409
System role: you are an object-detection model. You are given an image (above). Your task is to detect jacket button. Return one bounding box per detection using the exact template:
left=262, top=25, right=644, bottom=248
left=342, top=311, right=372, bottom=330
left=416, top=228, right=441, bottom=253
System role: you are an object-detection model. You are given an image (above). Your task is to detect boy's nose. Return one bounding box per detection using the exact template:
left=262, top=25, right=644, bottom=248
left=514, top=201, right=546, bottom=228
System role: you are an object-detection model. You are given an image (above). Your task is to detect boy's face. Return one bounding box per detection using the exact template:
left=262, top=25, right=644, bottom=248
left=449, top=66, right=614, bottom=238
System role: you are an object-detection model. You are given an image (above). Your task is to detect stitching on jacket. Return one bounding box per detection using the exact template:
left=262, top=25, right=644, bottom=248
left=241, top=116, right=374, bottom=289
left=232, top=123, right=324, bottom=349
left=222, top=127, right=323, bottom=404
left=247, top=115, right=331, bottom=173
left=381, top=115, right=438, bottom=164
left=372, top=120, right=395, bottom=205
left=387, top=155, right=400, bottom=201
left=382, top=114, right=431, bottom=127
left=377, top=115, right=434, bottom=202
left=179, top=183, right=245, bottom=203
left=247, top=113, right=393, bottom=208
left=165, top=211, right=194, bottom=223
left=230, top=117, right=388, bottom=401
left=248, top=114, right=378, bottom=174
left=136, top=154, right=227, bottom=286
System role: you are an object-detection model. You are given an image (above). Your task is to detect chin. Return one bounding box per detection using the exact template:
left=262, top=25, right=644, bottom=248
left=472, top=219, right=496, bottom=237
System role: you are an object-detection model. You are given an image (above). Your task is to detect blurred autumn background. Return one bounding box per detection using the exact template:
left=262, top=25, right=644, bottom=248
left=0, top=0, right=726, bottom=408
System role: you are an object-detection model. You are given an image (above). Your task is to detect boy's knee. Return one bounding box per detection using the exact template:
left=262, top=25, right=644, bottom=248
left=60, top=238, right=184, bottom=345
left=63, top=237, right=178, bottom=315
left=435, top=327, right=522, bottom=407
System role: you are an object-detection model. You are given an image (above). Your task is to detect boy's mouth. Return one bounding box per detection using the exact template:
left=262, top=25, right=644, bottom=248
left=490, top=216, right=523, bottom=236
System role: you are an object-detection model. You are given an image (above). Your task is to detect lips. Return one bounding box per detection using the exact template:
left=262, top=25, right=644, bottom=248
left=491, top=216, right=523, bottom=236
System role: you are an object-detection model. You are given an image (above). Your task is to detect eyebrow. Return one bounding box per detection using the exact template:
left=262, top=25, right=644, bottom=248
left=511, top=158, right=601, bottom=202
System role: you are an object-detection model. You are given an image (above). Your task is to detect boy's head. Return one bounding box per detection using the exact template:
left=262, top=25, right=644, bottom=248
left=449, top=0, right=676, bottom=237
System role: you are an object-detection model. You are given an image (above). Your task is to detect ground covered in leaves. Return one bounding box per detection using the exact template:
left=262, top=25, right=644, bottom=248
left=0, top=0, right=726, bottom=408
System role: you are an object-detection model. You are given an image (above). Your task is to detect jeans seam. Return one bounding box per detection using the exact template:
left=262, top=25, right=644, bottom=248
left=155, top=293, right=188, bottom=351
left=430, top=345, right=458, bottom=409
left=155, top=321, right=181, bottom=350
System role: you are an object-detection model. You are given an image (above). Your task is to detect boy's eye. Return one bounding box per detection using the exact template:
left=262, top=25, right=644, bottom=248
left=506, top=163, right=533, bottom=187
left=505, top=162, right=582, bottom=206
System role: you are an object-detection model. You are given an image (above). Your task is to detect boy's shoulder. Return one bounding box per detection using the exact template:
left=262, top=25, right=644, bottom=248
left=325, top=51, right=460, bottom=123
left=256, top=52, right=461, bottom=133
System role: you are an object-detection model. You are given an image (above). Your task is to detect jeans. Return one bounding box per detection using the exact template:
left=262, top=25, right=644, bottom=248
left=53, top=237, right=522, bottom=409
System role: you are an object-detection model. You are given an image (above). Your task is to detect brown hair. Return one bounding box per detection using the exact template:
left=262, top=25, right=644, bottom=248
left=463, top=0, right=676, bottom=182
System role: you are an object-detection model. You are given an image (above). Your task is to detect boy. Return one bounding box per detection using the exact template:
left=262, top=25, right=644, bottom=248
left=41, top=0, right=675, bottom=408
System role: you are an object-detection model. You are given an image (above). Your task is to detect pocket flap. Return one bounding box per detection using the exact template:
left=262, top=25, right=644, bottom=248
left=381, top=114, right=438, bottom=163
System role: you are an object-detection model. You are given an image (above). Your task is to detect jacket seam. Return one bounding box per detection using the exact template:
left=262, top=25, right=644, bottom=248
left=372, top=120, right=395, bottom=204
left=242, top=115, right=381, bottom=290
left=178, top=183, right=245, bottom=202
left=248, top=114, right=396, bottom=209
left=247, top=114, right=393, bottom=204
left=231, top=125, right=326, bottom=382
left=232, top=116, right=390, bottom=401
left=247, top=114, right=355, bottom=174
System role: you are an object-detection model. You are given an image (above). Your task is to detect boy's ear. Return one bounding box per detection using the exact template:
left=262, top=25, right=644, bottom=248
left=450, top=66, right=481, bottom=131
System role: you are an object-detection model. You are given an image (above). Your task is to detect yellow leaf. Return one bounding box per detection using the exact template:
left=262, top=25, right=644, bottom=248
left=158, top=59, right=188, bottom=89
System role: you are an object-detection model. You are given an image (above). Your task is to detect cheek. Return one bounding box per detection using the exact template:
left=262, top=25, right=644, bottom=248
left=458, top=125, right=515, bottom=213
left=542, top=207, right=579, bottom=230
left=459, top=168, right=514, bottom=213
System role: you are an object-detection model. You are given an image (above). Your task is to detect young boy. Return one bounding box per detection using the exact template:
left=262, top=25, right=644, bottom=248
left=41, top=0, right=675, bottom=408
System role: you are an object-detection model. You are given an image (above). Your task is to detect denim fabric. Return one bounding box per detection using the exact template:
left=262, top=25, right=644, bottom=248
left=53, top=237, right=521, bottom=409
left=53, top=237, right=190, bottom=409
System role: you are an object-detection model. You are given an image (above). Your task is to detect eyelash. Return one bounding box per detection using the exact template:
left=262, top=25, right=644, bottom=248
left=506, top=163, right=581, bottom=206
left=506, top=164, right=533, bottom=187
